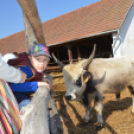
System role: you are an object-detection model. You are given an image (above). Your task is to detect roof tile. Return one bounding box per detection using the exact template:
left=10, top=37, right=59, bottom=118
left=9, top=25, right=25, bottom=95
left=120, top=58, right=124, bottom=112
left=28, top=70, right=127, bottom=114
left=0, top=0, right=133, bottom=55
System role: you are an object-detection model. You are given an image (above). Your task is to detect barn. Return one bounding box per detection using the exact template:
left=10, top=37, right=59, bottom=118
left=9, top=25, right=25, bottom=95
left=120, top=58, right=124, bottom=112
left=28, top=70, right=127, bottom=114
left=0, top=0, right=134, bottom=70
left=1, top=0, right=134, bottom=133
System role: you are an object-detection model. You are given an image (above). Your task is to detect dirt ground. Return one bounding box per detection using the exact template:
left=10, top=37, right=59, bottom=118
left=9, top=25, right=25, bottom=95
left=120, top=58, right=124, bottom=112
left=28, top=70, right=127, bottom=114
left=51, top=72, right=134, bottom=134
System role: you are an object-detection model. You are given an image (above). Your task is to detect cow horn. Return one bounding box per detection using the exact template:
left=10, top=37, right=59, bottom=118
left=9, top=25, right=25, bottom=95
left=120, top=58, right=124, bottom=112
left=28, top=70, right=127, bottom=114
left=52, top=53, right=65, bottom=69
left=82, top=44, right=96, bottom=70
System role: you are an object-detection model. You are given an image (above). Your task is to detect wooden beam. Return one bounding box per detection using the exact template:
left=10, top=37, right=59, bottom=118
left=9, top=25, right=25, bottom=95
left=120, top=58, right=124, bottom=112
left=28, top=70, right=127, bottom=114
left=56, top=51, right=60, bottom=60
left=46, top=66, right=62, bottom=70
left=67, top=46, right=73, bottom=64
left=98, top=44, right=101, bottom=58
left=17, top=0, right=46, bottom=46
left=53, top=75, right=63, bottom=79
left=76, top=45, right=81, bottom=62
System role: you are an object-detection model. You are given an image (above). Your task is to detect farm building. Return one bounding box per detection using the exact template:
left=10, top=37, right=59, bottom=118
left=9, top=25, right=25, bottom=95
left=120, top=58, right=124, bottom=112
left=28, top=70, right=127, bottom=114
left=0, top=0, right=134, bottom=71
left=1, top=1, right=134, bottom=133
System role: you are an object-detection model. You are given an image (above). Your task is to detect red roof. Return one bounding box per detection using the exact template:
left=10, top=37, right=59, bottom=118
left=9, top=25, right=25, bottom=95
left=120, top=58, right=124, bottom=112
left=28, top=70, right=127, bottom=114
left=0, top=0, right=133, bottom=55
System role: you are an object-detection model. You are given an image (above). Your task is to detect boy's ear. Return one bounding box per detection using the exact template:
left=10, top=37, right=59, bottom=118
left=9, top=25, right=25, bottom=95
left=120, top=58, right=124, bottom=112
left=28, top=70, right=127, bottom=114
left=28, top=55, right=32, bottom=59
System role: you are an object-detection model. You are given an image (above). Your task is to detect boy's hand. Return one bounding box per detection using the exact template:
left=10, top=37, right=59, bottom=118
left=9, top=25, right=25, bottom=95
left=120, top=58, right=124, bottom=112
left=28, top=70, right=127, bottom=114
left=42, top=77, right=52, bottom=89
left=38, top=82, right=51, bottom=91
left=19, top=69, right=27, bottom=83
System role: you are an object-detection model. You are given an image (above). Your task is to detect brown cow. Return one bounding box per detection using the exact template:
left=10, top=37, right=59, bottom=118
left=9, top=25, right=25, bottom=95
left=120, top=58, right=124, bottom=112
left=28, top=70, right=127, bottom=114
left=52, top=44, right=134, bottom=128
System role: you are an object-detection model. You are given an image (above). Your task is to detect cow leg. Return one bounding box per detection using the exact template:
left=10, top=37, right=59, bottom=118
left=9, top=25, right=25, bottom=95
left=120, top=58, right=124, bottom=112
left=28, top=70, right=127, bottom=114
left=94, top=94, right=103, bottom=127
left=128, top=86, right=134, bottom=114
left=132, top=95, right=134, bottom=114
left=83, top=95, right=91, bottom=122
left=115, top=92, right=120, bottom=100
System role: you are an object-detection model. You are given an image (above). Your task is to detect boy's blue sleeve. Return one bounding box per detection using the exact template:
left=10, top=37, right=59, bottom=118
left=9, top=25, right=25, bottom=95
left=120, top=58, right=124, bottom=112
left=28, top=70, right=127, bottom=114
left=9, top=82, right=38, bottom=92
left=18, top=66, right=34, bottom=79
left=9, top=65, right=38, bottom=93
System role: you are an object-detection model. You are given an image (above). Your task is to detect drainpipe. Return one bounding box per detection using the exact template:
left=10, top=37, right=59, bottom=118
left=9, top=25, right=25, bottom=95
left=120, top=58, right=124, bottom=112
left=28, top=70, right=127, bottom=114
left=112, top=29, right=120, bottom=48
left=112, top=29, right=120, bottom=57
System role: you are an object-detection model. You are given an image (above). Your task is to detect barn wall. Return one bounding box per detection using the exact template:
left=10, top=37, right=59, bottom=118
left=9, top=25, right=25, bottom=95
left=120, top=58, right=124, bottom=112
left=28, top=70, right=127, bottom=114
left=112, top=2, right=134, bottom=57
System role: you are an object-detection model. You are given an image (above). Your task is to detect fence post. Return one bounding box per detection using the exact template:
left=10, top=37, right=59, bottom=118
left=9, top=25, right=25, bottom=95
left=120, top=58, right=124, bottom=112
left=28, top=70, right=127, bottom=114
left=20, top=86, right=50, bottom=134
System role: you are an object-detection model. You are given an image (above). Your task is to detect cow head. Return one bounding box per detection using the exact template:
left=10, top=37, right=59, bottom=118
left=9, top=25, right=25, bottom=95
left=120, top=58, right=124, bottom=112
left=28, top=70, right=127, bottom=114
left=52, top=44, right=96, bottom=101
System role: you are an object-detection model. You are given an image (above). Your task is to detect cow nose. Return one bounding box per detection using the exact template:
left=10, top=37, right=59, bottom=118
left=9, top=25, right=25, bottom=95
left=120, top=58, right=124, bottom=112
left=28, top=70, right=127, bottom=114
left=65, top=95, right=71, bottom=100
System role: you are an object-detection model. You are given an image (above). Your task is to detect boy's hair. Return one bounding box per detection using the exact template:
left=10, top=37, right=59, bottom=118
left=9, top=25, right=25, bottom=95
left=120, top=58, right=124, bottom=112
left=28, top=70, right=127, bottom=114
left=28, top=43, right=51, bottom=58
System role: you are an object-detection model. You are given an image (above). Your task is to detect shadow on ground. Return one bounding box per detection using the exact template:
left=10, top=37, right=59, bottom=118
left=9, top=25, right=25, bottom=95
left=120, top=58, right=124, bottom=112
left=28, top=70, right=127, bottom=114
left=55, top=91, right=133, bottom=134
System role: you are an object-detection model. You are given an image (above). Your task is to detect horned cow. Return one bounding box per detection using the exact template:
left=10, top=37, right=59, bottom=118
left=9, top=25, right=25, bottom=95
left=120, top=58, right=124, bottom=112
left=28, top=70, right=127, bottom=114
left=52, top=45, right=134, bottom=128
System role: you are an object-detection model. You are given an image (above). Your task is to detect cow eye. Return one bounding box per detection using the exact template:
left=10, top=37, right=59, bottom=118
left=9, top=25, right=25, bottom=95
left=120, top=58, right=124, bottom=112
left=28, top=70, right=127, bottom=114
left=76, top=77, right=82, bottom=87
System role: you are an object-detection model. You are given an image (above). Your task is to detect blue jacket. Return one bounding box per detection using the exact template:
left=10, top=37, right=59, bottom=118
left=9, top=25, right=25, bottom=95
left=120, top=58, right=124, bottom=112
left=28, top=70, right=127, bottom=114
left=8, top=53, right=43, bottom=103
left=9, top=65, right=38, bottom=103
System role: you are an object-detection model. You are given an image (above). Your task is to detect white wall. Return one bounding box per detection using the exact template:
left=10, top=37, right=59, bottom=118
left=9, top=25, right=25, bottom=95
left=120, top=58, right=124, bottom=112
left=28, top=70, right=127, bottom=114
left=112, top=1, right=134, bottom=57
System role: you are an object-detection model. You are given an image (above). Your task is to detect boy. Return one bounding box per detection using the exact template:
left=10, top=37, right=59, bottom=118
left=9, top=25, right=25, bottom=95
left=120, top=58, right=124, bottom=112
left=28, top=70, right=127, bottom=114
left=8, top=43, right=51, bottom=109
left=8, top=44, right=56, bottom=134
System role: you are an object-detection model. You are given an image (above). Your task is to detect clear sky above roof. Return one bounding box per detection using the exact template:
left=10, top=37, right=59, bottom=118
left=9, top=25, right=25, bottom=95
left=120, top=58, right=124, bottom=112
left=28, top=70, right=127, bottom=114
left=0, top=0, right=99, bottom=39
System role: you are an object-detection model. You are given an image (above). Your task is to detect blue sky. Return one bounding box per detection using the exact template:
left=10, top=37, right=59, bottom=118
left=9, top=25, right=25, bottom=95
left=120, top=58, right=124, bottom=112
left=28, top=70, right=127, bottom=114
left=0, top=0, right=99, bottom=39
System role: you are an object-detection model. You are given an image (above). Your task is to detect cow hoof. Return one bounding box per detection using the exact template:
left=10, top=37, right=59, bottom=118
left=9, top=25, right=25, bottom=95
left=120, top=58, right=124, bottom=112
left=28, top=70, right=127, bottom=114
left=96, top=123, right=103, bottom=131
left=84, top=115, right=90, bottom=122
left=84, top=118, right=90, bottom=123
left=95, top=125, right=103, bottom=131
left=84, top=119, right=89, bottom=123
left=96, top=122, right=103, bottom=127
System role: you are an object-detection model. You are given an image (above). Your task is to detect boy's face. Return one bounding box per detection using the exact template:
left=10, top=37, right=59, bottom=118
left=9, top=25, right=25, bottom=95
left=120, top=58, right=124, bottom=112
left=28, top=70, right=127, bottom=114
left=30, top=55, right=50, bottom=73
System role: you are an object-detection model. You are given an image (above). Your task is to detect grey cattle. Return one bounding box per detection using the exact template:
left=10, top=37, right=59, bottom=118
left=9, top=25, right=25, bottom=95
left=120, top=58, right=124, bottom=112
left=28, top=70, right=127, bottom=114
left=52, top=45, right=134, bottom=128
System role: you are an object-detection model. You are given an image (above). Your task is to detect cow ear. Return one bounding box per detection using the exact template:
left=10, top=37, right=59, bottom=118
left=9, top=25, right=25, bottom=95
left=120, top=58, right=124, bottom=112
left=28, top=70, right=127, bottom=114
left=83, top=72, right=91, bottom=83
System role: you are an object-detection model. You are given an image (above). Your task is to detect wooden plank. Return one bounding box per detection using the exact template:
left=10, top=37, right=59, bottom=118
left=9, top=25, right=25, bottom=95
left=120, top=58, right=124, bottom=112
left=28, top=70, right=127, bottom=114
left=56, top=51, right=60, bottom=59
left=46, top=66, right=62, bottom=70
left=53, top=75, right=63, bottom=78
left=67, top=46, right=73, bottom=64
left=76, top=45, right=81, bottom=61
left=17, top=0, right=46, bottom=47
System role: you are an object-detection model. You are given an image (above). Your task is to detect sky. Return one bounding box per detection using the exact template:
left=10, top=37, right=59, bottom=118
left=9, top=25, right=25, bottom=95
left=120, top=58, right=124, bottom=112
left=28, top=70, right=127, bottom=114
left=0, top=0, right=99, bottom=39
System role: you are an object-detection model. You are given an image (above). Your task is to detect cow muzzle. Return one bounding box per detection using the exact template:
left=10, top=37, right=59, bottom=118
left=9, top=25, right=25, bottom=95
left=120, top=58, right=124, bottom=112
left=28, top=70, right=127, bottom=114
left=65, top=95, right=72, bottom=100
left=65, top=93, right=77, bottom=100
